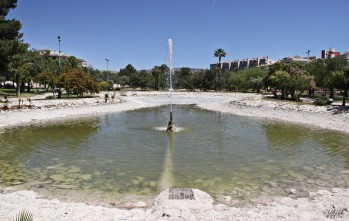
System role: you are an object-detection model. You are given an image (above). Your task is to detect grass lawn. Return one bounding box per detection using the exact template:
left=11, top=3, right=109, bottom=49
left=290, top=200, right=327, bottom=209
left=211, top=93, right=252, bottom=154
left=0, top=88, right=47, bottom=99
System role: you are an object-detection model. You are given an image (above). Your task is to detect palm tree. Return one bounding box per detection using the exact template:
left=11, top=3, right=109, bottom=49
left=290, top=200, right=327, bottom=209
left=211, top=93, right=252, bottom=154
left=13, top=210, right=33, bottom=221
left=214, top=48, right=226, bottom=91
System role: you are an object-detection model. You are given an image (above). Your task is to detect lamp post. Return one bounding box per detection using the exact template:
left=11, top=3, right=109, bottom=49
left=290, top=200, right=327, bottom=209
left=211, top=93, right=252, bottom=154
left=306, top=50, right=310, bottom=58
left=105, top=58, right=110, bottom=81
left=56, top=36, right=62, bottom=98
left=58, top=36, right=61, bottom=69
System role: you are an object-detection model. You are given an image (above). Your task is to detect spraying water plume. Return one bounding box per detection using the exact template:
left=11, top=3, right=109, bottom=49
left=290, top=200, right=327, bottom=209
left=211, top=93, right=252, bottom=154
left=167, top=39, right=175, bottom=132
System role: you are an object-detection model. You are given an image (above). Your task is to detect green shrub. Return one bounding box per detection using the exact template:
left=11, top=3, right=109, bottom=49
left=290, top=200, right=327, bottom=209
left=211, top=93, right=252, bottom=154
left=313, top=98, right=332, bottom=106
left=45, top=95, right=56, bottom=99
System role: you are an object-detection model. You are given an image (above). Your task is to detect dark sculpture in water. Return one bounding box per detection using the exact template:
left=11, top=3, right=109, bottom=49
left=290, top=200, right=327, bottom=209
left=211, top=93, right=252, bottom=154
left=167, top=112, right=175, bottom=132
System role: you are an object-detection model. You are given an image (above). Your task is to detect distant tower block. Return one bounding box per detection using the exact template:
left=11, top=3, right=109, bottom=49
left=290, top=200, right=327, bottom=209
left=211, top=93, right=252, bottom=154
left=322, top=48, right=341, bottom=59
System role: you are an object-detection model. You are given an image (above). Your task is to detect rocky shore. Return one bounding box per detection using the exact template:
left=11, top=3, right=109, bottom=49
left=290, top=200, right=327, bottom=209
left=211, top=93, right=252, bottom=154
left=1, top=91, right=348, bottom=133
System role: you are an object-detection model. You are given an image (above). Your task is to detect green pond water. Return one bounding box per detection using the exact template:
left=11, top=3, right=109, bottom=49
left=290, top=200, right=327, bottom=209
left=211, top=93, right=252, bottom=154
left=0, top=105, right=349, bottom=204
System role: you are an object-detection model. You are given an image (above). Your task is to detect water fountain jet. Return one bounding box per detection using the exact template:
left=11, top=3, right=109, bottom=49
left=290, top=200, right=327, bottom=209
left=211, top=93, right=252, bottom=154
left=167, top=39, right=175, bottom=132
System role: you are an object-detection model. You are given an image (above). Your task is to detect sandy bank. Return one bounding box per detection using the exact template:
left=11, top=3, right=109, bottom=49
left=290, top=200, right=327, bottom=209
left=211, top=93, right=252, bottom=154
left=1, top=188, right=348, bottom=220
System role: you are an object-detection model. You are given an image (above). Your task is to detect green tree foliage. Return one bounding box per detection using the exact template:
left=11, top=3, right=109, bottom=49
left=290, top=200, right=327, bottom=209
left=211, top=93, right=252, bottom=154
left=129, top=72, right=140, bottom=89
left=118, top=64, right=138, bottom=87
left=159, top=64, right=169, bottom=89
left=151, top=65, right=168, bottom=91
left=35, top=70, right=56, bottom=90
left=20, top=50, right=46, bottom=92
left=228, top=71, right=245, bottom=91
left=0, top=0, right=17, bottom=18
left=151, top=66, right=161, bottom=91
left=268, top=70, right=290, bottom=98
left=288, top=67, right=315, bottom=101
left=29, top=50, right=67, bottom=93
left=108, top=72, right=120, bottom=84
left=248, top=76, right=264, bottom=93
left=306, top=57, right=348, bottom=98
left=324, top=57, right=348, bottom=98
left=139, top=70, right=154, bottom=90
left=228, top=67, right=267, bottom=92
left=0, top=0, right=27, bottom=76
left=119, top=64, right=137, bottom=76
left=85, top=67, right=118, bottom=83
left=306, top=59, right=327, bottom=88
left=38, top=55, right=85, bottom=93
left=214, top=48, right=226, bottom=91
left=330, top=70, right=349, bottom=106
left=35, top=50, right=59, bottom=74
left=9, top=52, right=32, bottom=96
left=172, top=69, right=215, bottom=91
left=59, top=68, right=99, bottom=97
left=66, top=56, right=81, bottom=69
left=175, top=67, right=192, bottom=89
left=201, top=70, right=215, bottom=91
left=344, top=69, right=349, bottom=106
left=264, top=62, right=315, bottom=100
left=119, top=75, right=129, bottom=87
left=306, top=57, right=348, bottom=99
left=267, top=61, right=305, bottom=76
left=99, top=81, right=110, bottom=91
left=325, top=56, right=347, bottom=73
left=194, top=70, right=216, bottom=91
left=129, top=70, right=153, bottom=90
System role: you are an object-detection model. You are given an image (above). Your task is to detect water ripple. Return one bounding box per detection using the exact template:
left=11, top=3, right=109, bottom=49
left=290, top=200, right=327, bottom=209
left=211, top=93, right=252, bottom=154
left=0, top=105, right=348, bottom=203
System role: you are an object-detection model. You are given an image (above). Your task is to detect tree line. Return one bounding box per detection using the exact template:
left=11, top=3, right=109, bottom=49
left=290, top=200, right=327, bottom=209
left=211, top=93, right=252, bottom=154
left=0, top=1, right=215, bottom=97
left=98, top=64, right=216, bottom=92
left=1, top=1, right=348, bottom=105
left=217, top=56, right=348, bottom=106
left=0, top=1, right=102, bottom=97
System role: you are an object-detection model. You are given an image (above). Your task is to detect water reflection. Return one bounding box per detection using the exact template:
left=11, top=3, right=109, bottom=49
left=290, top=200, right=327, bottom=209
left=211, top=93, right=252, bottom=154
left=158, top=133, right=174, bottom=191
left=312, top=131, right=349, bottom=168
left=0, top=119, right=100, bottom=190
left=261, top=122, right=349, bottom=198
left=264, top=123, right=349, bottom=169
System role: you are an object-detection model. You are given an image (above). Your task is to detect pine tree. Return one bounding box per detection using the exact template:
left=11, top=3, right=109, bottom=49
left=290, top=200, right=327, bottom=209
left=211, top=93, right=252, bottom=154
left=0, top=0, right=26, bottom=77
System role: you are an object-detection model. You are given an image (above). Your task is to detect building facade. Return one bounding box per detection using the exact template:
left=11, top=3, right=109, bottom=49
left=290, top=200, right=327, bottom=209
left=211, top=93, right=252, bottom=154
left=280, top=55, right=317, bottom=64
left=210, top=48, right=348, bottom=73
left=210, top=56, right=274, bottom=73
left=321, top=48, right=341, bottom=59
left=37, top=49, right=87, bottom=67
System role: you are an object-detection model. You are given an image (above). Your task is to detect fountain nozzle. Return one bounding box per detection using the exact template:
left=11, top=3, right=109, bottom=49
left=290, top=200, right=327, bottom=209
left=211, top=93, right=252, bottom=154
left=167, top=112, right=174, bottom=132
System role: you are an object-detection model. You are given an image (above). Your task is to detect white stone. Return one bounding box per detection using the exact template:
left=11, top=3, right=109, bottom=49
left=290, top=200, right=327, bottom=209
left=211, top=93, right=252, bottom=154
left=285, top=188, right=297, bottom=195
left=134, top=201, right=147, bottom=208
left=223, top=195, right=232, bottom=203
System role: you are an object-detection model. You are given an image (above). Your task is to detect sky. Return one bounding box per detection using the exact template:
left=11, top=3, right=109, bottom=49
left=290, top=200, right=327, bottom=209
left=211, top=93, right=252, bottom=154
left=8, top=0, right=349, bottom=71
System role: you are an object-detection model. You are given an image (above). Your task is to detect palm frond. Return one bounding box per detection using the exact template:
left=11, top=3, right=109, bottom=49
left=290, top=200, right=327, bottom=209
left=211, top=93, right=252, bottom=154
left=12, top=210, right=33, bottom=221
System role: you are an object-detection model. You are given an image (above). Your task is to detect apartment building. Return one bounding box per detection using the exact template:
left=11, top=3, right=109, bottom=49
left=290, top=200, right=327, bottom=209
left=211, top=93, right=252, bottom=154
left=37, top=49, right=87, bottom=67
left=210, top=56, right=274, bottom=73
left=280, top=56, right=317, bottom=64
